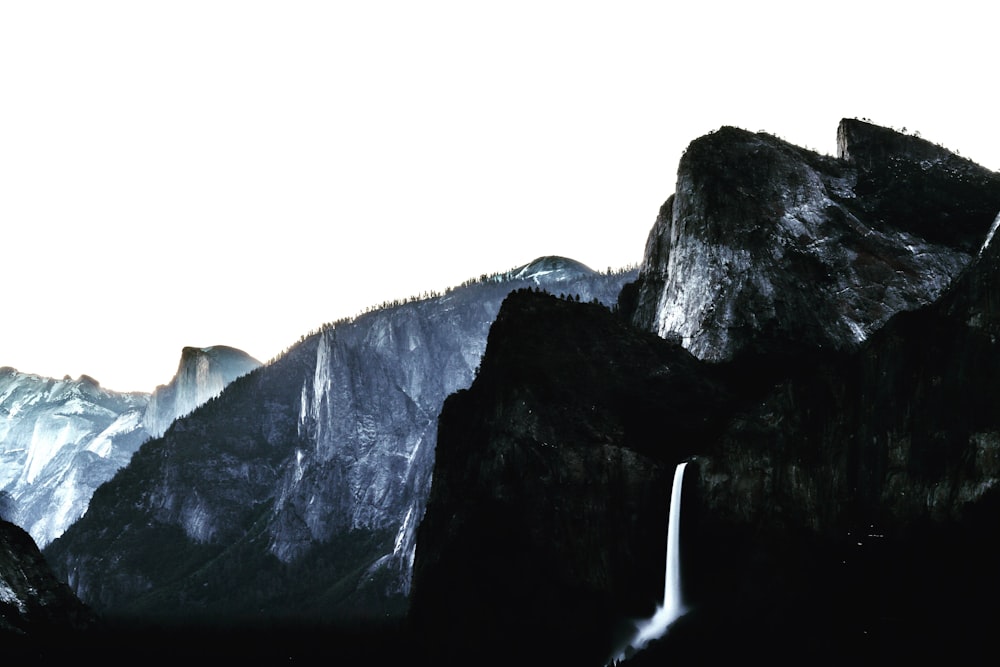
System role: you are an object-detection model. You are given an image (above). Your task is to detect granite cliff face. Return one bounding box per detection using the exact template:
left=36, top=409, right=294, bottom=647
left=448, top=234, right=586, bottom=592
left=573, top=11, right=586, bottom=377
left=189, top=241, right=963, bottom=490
left=411, top=122, right=1000, bottom=665
left=44, top=258, right=635, bottom=623
left=142, top=345, right=261, bottom=438
left=625, top=119, right=1000, bottom=362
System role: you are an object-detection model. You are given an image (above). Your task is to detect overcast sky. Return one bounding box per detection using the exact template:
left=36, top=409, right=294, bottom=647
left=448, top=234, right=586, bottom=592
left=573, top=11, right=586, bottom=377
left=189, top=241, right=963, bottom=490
left=3, top=1, right=997, bottom=392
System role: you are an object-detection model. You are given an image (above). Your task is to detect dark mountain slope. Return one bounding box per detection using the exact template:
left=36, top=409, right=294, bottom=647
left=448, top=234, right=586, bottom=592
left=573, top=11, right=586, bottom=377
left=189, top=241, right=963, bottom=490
left=1, top=519, right=97, bottom=659
left=409, top=289, right=749, bottom=665
left=413, top=267, right=1000, bottom=666
left=411, top=121, right=1000, bottom=666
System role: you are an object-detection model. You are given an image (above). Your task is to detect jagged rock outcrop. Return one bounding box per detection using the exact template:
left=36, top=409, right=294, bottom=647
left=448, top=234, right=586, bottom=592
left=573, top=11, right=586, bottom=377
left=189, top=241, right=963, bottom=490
left=142, top=346, right=261, bottom=438
left=625, top=119, right=1000, bottom=362
left=1, top=346, right=258, bottom=550
left=1, top=518, right=97, bottom=656
left=412, top=122, right=1000, bottom=665
left=44, top=259, right=636, bottom=624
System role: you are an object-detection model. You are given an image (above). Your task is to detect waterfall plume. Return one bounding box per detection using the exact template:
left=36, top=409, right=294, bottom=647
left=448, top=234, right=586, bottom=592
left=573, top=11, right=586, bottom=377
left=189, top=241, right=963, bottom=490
left=611, top=461, right=688, bottom=662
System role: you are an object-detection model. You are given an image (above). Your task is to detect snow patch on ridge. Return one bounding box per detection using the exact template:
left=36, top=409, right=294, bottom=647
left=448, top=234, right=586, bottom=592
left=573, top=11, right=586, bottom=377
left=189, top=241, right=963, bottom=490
left=86, top=410, right=143, bottom=459
left=23, top=418, right=78, bottom=485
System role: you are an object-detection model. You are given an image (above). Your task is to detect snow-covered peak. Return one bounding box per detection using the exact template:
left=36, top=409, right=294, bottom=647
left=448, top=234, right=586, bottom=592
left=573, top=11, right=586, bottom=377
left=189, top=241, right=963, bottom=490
left=509, top=256, right=596, bottom=283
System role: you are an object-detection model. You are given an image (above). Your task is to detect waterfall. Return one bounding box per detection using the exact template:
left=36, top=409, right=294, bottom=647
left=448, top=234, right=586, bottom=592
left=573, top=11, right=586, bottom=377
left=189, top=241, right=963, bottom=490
left=611, top=461, right=689, bottom=663
left=662, top=460, right=687, bottom=615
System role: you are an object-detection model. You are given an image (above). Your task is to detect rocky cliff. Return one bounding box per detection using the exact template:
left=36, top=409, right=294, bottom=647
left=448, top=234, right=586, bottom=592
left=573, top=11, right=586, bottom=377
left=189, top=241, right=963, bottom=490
left=44, top=259, right=635, bottom=625
left=142, top=345, right=261, bottom=438
left=409, top=290, right=738, bottom=665
left=625, top=119, right=1000, bottom=362
left=410, top=121, right=1000, bottom=665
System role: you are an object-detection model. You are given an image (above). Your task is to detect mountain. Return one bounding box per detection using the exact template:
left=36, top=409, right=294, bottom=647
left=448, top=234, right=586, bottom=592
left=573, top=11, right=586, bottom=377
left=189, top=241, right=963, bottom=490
left=0, top=346, right=260, bottom=548
left=410, top=289, right=732, bottom=665
left=1, top=518, right=97, bottom=658
left=43, top=259, right=636, bottom=629
left=624, top=119, right=1000, bottom=362
left=34, top=118, right=1000, bottom=664
left=0, top=370, right=150, bottom=548
left=142, top=346, right=263, bottom=438
left=409, top=121, right=1000, bottom=665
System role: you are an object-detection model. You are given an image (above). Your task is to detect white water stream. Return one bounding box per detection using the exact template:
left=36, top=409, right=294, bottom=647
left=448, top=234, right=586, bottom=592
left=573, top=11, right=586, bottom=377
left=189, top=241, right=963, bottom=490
left=610, top=461, right=689, bottom=663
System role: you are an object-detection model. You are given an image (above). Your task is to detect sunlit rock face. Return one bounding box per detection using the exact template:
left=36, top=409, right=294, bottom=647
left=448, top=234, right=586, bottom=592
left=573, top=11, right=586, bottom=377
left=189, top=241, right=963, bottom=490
left=44, top=259, right=636, bottom=621
left=1, top=347, right=259, bottom=551
left=0, top=370, right=149, bottom=548
left=143, top=346, right=261, bottom=438
left=628, top=119, right=1000, bottom=362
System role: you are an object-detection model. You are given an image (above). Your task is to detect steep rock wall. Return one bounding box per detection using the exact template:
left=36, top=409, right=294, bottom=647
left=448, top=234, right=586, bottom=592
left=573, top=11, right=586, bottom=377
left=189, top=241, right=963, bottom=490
left=413, top=122, right=1000, bottom=665
left=143, top=345, right=261, bottom=438
left=628, top=120, right=1000, bottom=362
left=45, top=260, right=636, bottom=622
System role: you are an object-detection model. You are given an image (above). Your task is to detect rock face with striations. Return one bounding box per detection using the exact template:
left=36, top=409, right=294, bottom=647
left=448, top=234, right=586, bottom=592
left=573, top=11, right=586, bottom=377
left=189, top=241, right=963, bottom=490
left=44, top=258, right=635, bottom=623
left=0, top=370, right=150, bottom=548
left=625, top=119, right=1000, bottom=362
left=411, top=121, right=1000, bottom=665
left=0, top=346, right=260, bottom=550
left=142, top=345, right=262, bottom=438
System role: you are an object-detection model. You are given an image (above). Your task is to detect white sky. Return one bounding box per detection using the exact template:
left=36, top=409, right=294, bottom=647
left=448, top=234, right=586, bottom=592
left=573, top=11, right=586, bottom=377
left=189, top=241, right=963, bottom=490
left=2, top=1, right=997, bottom=392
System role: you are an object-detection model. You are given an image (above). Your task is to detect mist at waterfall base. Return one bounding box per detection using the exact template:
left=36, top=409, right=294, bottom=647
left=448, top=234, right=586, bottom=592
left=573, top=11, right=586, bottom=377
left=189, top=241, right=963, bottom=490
left=611, top=462, right=689, bottom=663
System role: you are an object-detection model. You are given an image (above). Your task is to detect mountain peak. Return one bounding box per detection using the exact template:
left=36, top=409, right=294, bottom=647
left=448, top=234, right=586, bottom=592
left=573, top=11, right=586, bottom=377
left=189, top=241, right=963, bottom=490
left=510, top=256, right=595, bottom=282
left=626, top=120, right=1000, bottom=362
left=144, top=345, right=262, bottom=438
left=179, top=345, right=258, bottom=362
